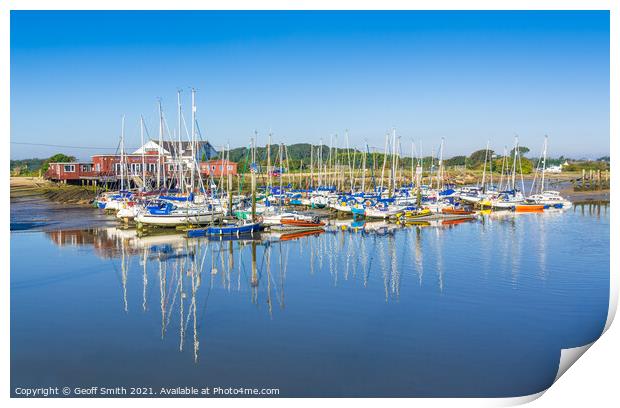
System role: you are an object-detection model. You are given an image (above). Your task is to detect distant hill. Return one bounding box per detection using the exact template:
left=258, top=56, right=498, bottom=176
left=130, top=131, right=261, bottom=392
left=222, top=143, right=366, bottom=170
left=224, top=143, right=349, bottom=163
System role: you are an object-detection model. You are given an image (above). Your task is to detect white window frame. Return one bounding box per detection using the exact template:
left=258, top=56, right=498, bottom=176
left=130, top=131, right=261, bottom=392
left=131, top=163, right=141, bottom=174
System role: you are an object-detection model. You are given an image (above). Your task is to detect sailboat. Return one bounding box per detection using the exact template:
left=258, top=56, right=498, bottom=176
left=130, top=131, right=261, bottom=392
left=135, top=89, right=224, bottom=227
left=485, top=137, right=525, bottom=209
left=525, top=136, right=572, bottom=209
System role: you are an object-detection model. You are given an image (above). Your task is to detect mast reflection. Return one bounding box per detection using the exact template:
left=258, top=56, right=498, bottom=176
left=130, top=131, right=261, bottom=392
left=42, top=212, right=570, bottom=363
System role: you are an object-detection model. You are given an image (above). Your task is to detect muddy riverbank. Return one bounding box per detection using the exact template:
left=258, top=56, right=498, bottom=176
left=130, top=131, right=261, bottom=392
left=10, top=177, right=97, bottom=205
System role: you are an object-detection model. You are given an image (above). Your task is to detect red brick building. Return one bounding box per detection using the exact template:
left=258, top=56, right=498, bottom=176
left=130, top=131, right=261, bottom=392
left=199, top=160, right=238, bottom=177
left=44, top=141, right=236, bottom=184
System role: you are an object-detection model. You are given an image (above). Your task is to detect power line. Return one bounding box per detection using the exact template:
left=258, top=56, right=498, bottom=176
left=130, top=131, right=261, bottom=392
left=11, top=141, right=138, bottom=150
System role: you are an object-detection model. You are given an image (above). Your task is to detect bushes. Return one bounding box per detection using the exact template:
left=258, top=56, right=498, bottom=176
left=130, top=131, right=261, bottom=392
left=562, top=161, right=609, bottom=172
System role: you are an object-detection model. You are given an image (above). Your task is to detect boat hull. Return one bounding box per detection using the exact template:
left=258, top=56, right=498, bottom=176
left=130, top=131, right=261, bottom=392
left=514, top=205, right=544, bottom=213
left=187, top=222, right=262, bottom=238
left=136, top=211, right=224, bottom=227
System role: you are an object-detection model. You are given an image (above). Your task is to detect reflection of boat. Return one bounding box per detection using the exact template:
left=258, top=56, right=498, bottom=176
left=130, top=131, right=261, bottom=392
left=441, top=217, right=475, bottom=226
left=400, top=220, right=431, bottom=227
left=186, top=220, right=263, bottom=238
left=279, top=229, right=325, bottom=241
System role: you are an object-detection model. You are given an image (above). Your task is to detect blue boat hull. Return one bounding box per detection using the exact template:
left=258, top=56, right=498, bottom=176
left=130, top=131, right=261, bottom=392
left=351, top=207, right=365, bottom=216
left=187, top=222, right=262, bottom=238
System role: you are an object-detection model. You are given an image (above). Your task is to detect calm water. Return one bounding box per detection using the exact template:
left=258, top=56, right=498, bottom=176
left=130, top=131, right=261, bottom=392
left=10, top=202, right=609, bottom=397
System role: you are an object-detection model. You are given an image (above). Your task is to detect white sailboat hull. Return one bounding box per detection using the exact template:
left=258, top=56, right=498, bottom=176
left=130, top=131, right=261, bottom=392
left=135, top=211, right=224, bottom=226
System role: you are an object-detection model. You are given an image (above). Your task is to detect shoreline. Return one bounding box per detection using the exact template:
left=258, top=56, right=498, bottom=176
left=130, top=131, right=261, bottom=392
left=10, top=177, right=97, bottom=206
left=10, top=175, right=610, bottom=207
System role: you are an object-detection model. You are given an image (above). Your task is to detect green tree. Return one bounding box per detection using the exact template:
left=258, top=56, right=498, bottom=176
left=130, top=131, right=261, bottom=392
left=468, top=149, right=494, bottom=168
left=509, top=146, right=530, bottom=157
left=444, top=155, right=466, bottom=166
left=42, top=153, right=77, bottom=172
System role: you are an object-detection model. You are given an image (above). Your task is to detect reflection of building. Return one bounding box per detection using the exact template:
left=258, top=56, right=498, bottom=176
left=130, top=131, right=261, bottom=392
left=47, top=229, right=135, bottom=259
left=47, top=229, right=97, bottom=247
left=46, top=228, right=196, bottom=260
left=44, top=140, right=220, bottom=184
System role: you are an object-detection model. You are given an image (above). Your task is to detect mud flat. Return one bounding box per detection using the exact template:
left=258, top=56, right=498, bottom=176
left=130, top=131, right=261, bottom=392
left=10, top=177, right=115, bottom=232
left=560, top=188, right=610, bottom=204
left=10, top=177, right=96, bottom=205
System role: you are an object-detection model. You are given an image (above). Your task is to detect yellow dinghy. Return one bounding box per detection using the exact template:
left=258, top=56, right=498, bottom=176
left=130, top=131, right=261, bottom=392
left=396, top=208, right=433, bottom=220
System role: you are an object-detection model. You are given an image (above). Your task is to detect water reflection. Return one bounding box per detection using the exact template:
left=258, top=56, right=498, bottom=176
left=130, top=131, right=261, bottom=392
left=42, top=207, right=604, bottom=366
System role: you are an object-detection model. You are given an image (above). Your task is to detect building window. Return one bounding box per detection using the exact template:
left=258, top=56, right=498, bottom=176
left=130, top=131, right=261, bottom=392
left=131, top=163, right=141, bottom=174
left=95, top=163, right=101, bottom=172
left=227, top=165, right=232, bottom=170
left=64, top=165, right=75, bottom=172
left=148, top=163, right=156, bottom=172
left=81, top=165, right=92, bottom=172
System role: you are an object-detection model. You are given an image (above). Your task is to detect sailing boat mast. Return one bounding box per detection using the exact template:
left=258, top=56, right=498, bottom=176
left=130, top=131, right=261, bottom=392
left=411, top=140, right=415, bottom=188
left=436, top=137, right=444, bottom=190
left=190, top=88, right=197, bottom=192
left=380, top=133, right=388, bottom=194
left=346, top=130, right=353, bottom=193
left=227, top=143, right=233, bottom=213
left=279, top=142, right=284, bottom=214
left=498, top=146, right=507, bottom=191
left=541, top=135, right=548, bottom=194
left=390, top=128, right=397, bottom=197
left=157, top=100, right=163, bottom=190
left=361, top=140, right=367, bottom=192
left=120, top=115, right=125, bottom=191
left=511, top=137, right=518, bottom=190
left=251, top=132, right=257, bottom=221
left=267, top=131, right=272, bottom=190
left=310, top=143, right=314, bottom=190
left=177, top=90, right=183, bottom=193
left=481, top=140, right=489, bottom=189
left=140, top=115, right=146, bottom=190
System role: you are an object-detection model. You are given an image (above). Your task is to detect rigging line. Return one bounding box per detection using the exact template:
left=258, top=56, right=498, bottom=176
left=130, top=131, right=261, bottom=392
left=142, top=120, right=152, bottom=141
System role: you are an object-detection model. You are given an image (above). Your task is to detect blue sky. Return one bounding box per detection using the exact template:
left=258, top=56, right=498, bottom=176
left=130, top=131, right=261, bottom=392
left=10, top=10, right=609, bottom=160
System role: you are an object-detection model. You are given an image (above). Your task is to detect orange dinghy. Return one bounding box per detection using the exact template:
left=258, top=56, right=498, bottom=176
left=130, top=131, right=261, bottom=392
left=515, top=204, right=544, bottom=213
